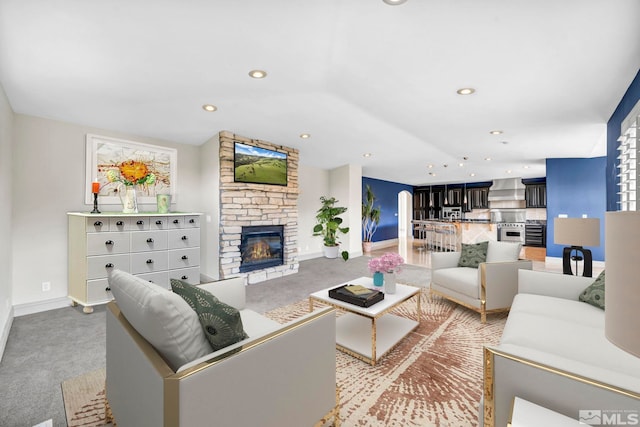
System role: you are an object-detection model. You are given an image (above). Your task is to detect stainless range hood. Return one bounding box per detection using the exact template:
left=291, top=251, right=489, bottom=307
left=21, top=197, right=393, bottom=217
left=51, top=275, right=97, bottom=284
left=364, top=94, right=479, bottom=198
left=488, top=178, right=526, bottom=201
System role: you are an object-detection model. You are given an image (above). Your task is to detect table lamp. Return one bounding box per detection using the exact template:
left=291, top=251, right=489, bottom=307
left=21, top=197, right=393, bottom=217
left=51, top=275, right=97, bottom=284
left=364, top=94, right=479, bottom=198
left=605, top=211, right=640, bottom=358
left=553, top=217, right=600, bottom=277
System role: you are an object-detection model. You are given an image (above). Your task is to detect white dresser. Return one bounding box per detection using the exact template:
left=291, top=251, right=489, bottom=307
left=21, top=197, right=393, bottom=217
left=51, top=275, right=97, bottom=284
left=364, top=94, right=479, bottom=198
left=68, top=212, right=202, bottom=313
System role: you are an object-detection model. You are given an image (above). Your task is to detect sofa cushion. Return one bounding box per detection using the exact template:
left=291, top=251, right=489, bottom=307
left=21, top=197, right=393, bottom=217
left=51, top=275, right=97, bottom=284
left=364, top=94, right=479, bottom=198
left=108, top=269, right=212, bottom=371
left=486, top=241, right=521, bottom=263
left=171, top=279, right=249, bottom=352
left=579, top=270, right=605, bottom=310
left=457, top=241, right=488, bottom=268
left=432, top=267, right=480, bottom=299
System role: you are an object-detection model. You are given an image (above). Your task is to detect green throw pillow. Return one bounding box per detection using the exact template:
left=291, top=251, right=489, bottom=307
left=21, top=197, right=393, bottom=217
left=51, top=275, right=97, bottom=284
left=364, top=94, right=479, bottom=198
left=457, top=241, right=489, bottom=268
left=579, top=270, right=605, bottom=310
left=171, top=279, right=249, bottom=351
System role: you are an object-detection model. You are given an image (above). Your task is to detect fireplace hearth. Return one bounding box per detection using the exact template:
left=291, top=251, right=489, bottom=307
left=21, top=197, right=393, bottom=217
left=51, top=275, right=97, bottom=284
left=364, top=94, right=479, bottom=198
left=239, top=225, right=284, bottom=273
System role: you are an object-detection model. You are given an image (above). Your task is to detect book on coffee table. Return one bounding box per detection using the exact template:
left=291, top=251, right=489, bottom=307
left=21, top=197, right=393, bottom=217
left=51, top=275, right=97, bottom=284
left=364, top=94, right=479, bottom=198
left=328, top=284, right=384, bottom=307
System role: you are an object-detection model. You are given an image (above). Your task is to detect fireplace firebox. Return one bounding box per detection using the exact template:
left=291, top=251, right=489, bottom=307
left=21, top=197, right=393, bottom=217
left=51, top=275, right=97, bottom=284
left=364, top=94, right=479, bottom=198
left=239, top=225, right=284, bottom=273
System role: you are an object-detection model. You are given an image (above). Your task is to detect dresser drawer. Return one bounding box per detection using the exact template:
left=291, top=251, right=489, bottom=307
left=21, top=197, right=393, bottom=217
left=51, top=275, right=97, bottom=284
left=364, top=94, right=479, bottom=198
left=168, top=248, right=200, bottom=270
left=150, top=217, right=168, bottom=230
left=86, top=218, right=109, bottom=232
left=168, top=217, right=184, bottom=229
left=87, top=254, right=131, bottom=279
left=184, top=215, right=200, bottom=228
left=87, top=278, right=114, bottom=304
left=169, top=267, right=200, bottom=285
left=131, top=230, right=168, bottom=252
left=168, top=228, right=200, bottom=249
left=129, top=217, right=150, bottom=231
left=87, top=232, right=131, bottom=256
left=109, top=218, right=128, bottom=232
left=135, top=271, right=170, bottom=289
left=131, top=251, right=169, bottom=274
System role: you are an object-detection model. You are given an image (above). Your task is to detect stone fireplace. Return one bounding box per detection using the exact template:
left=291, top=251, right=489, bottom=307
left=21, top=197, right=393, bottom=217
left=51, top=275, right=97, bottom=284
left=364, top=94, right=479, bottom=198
left=218, top=131, right=299, bottom=284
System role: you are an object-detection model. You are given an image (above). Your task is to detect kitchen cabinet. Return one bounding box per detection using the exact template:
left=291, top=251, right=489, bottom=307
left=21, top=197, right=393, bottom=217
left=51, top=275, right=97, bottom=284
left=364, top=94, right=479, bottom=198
left=468, top=187, right=490, bottom=209
left=525, top=184, right=546, bottom=208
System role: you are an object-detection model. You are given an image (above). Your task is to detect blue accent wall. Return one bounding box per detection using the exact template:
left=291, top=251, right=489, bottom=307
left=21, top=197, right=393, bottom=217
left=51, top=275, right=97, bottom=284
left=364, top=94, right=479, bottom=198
left=546, top=157, right=605, bottom=261
left=607, top=69, right=640, bottom=211
left=362, top=177, right=413, bottom=242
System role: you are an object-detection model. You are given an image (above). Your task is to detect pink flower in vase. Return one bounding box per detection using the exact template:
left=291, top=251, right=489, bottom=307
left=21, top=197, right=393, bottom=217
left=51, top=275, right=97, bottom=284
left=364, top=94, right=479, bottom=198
left=368, top=252, right=404, bottom=274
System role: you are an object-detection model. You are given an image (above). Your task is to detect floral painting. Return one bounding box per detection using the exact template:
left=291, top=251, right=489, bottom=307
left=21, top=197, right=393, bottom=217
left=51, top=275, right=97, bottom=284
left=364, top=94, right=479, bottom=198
left=85, top=134, right=177, bottom=205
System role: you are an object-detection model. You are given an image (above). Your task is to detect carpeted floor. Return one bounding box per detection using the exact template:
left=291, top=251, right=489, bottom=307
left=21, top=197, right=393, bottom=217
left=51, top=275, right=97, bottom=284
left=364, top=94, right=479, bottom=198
left=61, top=292, right=505, bottom=427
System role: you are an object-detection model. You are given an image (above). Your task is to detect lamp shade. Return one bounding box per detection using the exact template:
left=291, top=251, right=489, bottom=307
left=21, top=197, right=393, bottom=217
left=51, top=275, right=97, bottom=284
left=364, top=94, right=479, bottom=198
left=553, top=217, right=600, bottom=247
left=605, top=211, right=640, bottom=358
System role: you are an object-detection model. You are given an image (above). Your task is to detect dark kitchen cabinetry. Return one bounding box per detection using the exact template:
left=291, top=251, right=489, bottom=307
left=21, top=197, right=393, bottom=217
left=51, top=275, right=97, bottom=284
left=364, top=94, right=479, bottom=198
left=525, top=221, right=546, bottom=247
left=525, top=184, right=547, bottom=208
left=468, top=187, right=490, bottom=209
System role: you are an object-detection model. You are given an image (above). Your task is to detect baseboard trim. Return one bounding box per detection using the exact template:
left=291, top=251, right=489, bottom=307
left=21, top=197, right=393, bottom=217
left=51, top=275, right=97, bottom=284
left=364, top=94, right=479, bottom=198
left=0, top=307, right=14, bottom=363
left=13, top=297, right=71, bottom=317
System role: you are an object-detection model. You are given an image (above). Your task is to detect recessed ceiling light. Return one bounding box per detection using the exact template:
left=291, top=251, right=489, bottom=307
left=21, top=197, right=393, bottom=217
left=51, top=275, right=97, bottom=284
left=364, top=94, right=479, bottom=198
left=506, top=170, right=512, bottom=174
left=456, top=88, right=475, bottom=95
left=523, top=165, right=529, bottom=169
left=429, top=172, right=436, bottom=176
left=484, top=157, right=492, bottom=161
left=501, top=141, right=509, bottom=145
left=427, top=164, right=433, bottom=168
left=469, top=173, right=476, bottom=177
left=299, top=133, right=311, bottom=139
left=489, top=130, right=503, bottom=135
left=458, top=163, right=464, bottom=167
left=202, top=104, right=217, bottom=112
left=248, top=69, right=267, bottom=79
left=363, top=153, right=372, bottom=158
left=382, top=0, right=408, bottom=5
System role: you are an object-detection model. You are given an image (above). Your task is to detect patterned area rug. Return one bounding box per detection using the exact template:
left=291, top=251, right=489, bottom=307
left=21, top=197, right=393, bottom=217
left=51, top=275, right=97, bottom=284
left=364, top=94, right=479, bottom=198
left=266, top=292, right=507, bottom=426
left=61, top=293, right=505, bottom=427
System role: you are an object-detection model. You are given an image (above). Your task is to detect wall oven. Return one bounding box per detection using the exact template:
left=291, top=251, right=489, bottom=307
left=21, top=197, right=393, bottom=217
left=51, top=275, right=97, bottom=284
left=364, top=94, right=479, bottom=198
left=497, top=222, right=525, bottom=244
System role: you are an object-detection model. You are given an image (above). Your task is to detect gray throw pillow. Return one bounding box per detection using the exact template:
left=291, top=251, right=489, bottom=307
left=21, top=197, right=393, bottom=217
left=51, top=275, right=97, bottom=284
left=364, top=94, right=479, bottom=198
left=171, top=279, right=249, bottom=351
left=457, top=241, right=489, bottom=268
left=579, top=270, right=605, bottom=310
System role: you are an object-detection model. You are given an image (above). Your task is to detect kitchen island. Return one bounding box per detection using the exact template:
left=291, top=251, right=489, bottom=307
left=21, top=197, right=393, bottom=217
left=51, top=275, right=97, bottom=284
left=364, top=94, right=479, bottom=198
left=412, top=219, right=498, bottom=252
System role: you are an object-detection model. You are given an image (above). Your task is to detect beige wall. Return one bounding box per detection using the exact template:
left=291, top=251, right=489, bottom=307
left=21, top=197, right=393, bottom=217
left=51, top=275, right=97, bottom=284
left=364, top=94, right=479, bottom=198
left=11, top=115, right=202, bottom=311
left=0, top=85, right=14, bottom=360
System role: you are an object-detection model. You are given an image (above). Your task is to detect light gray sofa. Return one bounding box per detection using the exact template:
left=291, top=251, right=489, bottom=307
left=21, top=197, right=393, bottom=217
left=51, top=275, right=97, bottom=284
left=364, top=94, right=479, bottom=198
left=430, top=241, right=532, bottom=322
left=482, top=269, right=640, bottom=426
left=105, top=270, right=338, bottom=427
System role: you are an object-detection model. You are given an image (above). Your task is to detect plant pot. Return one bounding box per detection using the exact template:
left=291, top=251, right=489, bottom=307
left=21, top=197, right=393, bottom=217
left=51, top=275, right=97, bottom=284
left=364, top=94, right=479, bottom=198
left=323, top=245, right=340, bottom=259
left=362, top=241, right=373, bottom=253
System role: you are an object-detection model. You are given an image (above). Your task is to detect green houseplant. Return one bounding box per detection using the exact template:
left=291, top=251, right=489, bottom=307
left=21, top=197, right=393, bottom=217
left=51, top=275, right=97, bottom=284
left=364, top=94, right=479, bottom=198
left=313, top=196, right=350, bottom=260
left=361, top=184, right=381, bottom=253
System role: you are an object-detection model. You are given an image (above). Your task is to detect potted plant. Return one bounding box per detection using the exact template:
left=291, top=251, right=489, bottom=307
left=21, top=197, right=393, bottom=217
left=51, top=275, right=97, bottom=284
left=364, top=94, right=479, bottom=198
left=313, top=196, right=350, bottom=260
left=362, top=184, right=381, bottom=253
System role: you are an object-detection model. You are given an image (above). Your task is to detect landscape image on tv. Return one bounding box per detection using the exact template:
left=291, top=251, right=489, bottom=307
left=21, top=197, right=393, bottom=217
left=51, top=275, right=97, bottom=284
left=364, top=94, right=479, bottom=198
left=234, top=142, right=288, bottom=186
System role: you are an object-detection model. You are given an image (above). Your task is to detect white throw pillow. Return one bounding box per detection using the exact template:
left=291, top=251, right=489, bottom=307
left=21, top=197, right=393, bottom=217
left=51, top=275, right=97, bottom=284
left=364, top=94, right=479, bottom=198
left=486, top=241, right=522, bottom=263
left=108, top=269, right=212, bottom=371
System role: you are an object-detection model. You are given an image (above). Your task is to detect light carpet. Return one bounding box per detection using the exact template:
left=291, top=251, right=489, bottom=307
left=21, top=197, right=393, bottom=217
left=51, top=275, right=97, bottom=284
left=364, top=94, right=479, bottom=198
left=62, top=293, right=505, bottom=427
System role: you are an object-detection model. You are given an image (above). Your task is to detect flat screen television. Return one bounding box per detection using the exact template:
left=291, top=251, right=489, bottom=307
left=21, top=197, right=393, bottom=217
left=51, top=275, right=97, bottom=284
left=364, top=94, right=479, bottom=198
left=234, top=142, right=288, bottom=186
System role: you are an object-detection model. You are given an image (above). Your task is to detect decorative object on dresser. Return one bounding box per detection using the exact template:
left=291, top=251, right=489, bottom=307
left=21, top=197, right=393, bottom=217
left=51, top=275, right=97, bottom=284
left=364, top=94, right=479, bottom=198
left=67, top=212, right=202, bottom=313
left=90, top=181, right=100, bottom=214
left=553, top=217, right=600, bottom=277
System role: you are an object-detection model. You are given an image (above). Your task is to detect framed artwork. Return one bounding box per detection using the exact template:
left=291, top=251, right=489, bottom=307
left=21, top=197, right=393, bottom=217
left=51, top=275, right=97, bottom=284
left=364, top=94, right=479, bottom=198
left=85, top=134, right=177, bottom=205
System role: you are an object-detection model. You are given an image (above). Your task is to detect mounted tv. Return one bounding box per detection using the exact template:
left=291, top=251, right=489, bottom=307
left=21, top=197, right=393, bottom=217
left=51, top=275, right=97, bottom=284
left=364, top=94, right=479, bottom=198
left=234, top=142, right=288, bottom=186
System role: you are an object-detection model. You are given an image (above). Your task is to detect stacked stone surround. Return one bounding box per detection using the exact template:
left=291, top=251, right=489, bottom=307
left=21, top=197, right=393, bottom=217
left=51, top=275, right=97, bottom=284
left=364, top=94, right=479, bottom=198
left=218, top=131, right=299, bottom=284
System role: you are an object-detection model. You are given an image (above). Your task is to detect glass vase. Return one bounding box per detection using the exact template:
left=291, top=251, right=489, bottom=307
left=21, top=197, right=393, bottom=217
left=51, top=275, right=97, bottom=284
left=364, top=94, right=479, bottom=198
left=373, top=271, right=384, bottom=287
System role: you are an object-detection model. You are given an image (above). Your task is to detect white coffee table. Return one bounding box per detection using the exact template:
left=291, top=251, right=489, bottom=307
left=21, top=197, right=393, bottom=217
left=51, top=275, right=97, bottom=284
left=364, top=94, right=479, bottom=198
left=309, top=277, right=421, bottom=366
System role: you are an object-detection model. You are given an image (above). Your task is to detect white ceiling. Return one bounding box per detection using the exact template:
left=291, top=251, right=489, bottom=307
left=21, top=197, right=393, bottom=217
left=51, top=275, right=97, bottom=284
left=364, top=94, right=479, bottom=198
left=1, top=0, right=639, bottom=186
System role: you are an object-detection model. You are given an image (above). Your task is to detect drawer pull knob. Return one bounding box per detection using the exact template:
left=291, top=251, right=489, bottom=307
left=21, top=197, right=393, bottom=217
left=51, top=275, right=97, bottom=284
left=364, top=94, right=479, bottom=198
left=146, top=238, right=154, bottom=243
left=173, top=219, right=179, bottom=224
left=105, top=240, right=114, bottom=245
left=181, top=275, right=188, bottom=280
left=181, top=255, right=188, bottom=260
left=146, top=259, right=154, bottom=264
left=116, top=220, right=124, bottom=226
left=94, top=221, right=103, bottom=227
left=137, top=220, right=144, bottom=225
left=105, top=263, right=114, bottom=268
left=189, top=219, right=195, bottom=224
left=156, top=220, right=163, bottom=225
left=181, top=236, right=188, bottom=240
left=105, top=287, right=111, bottom=292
